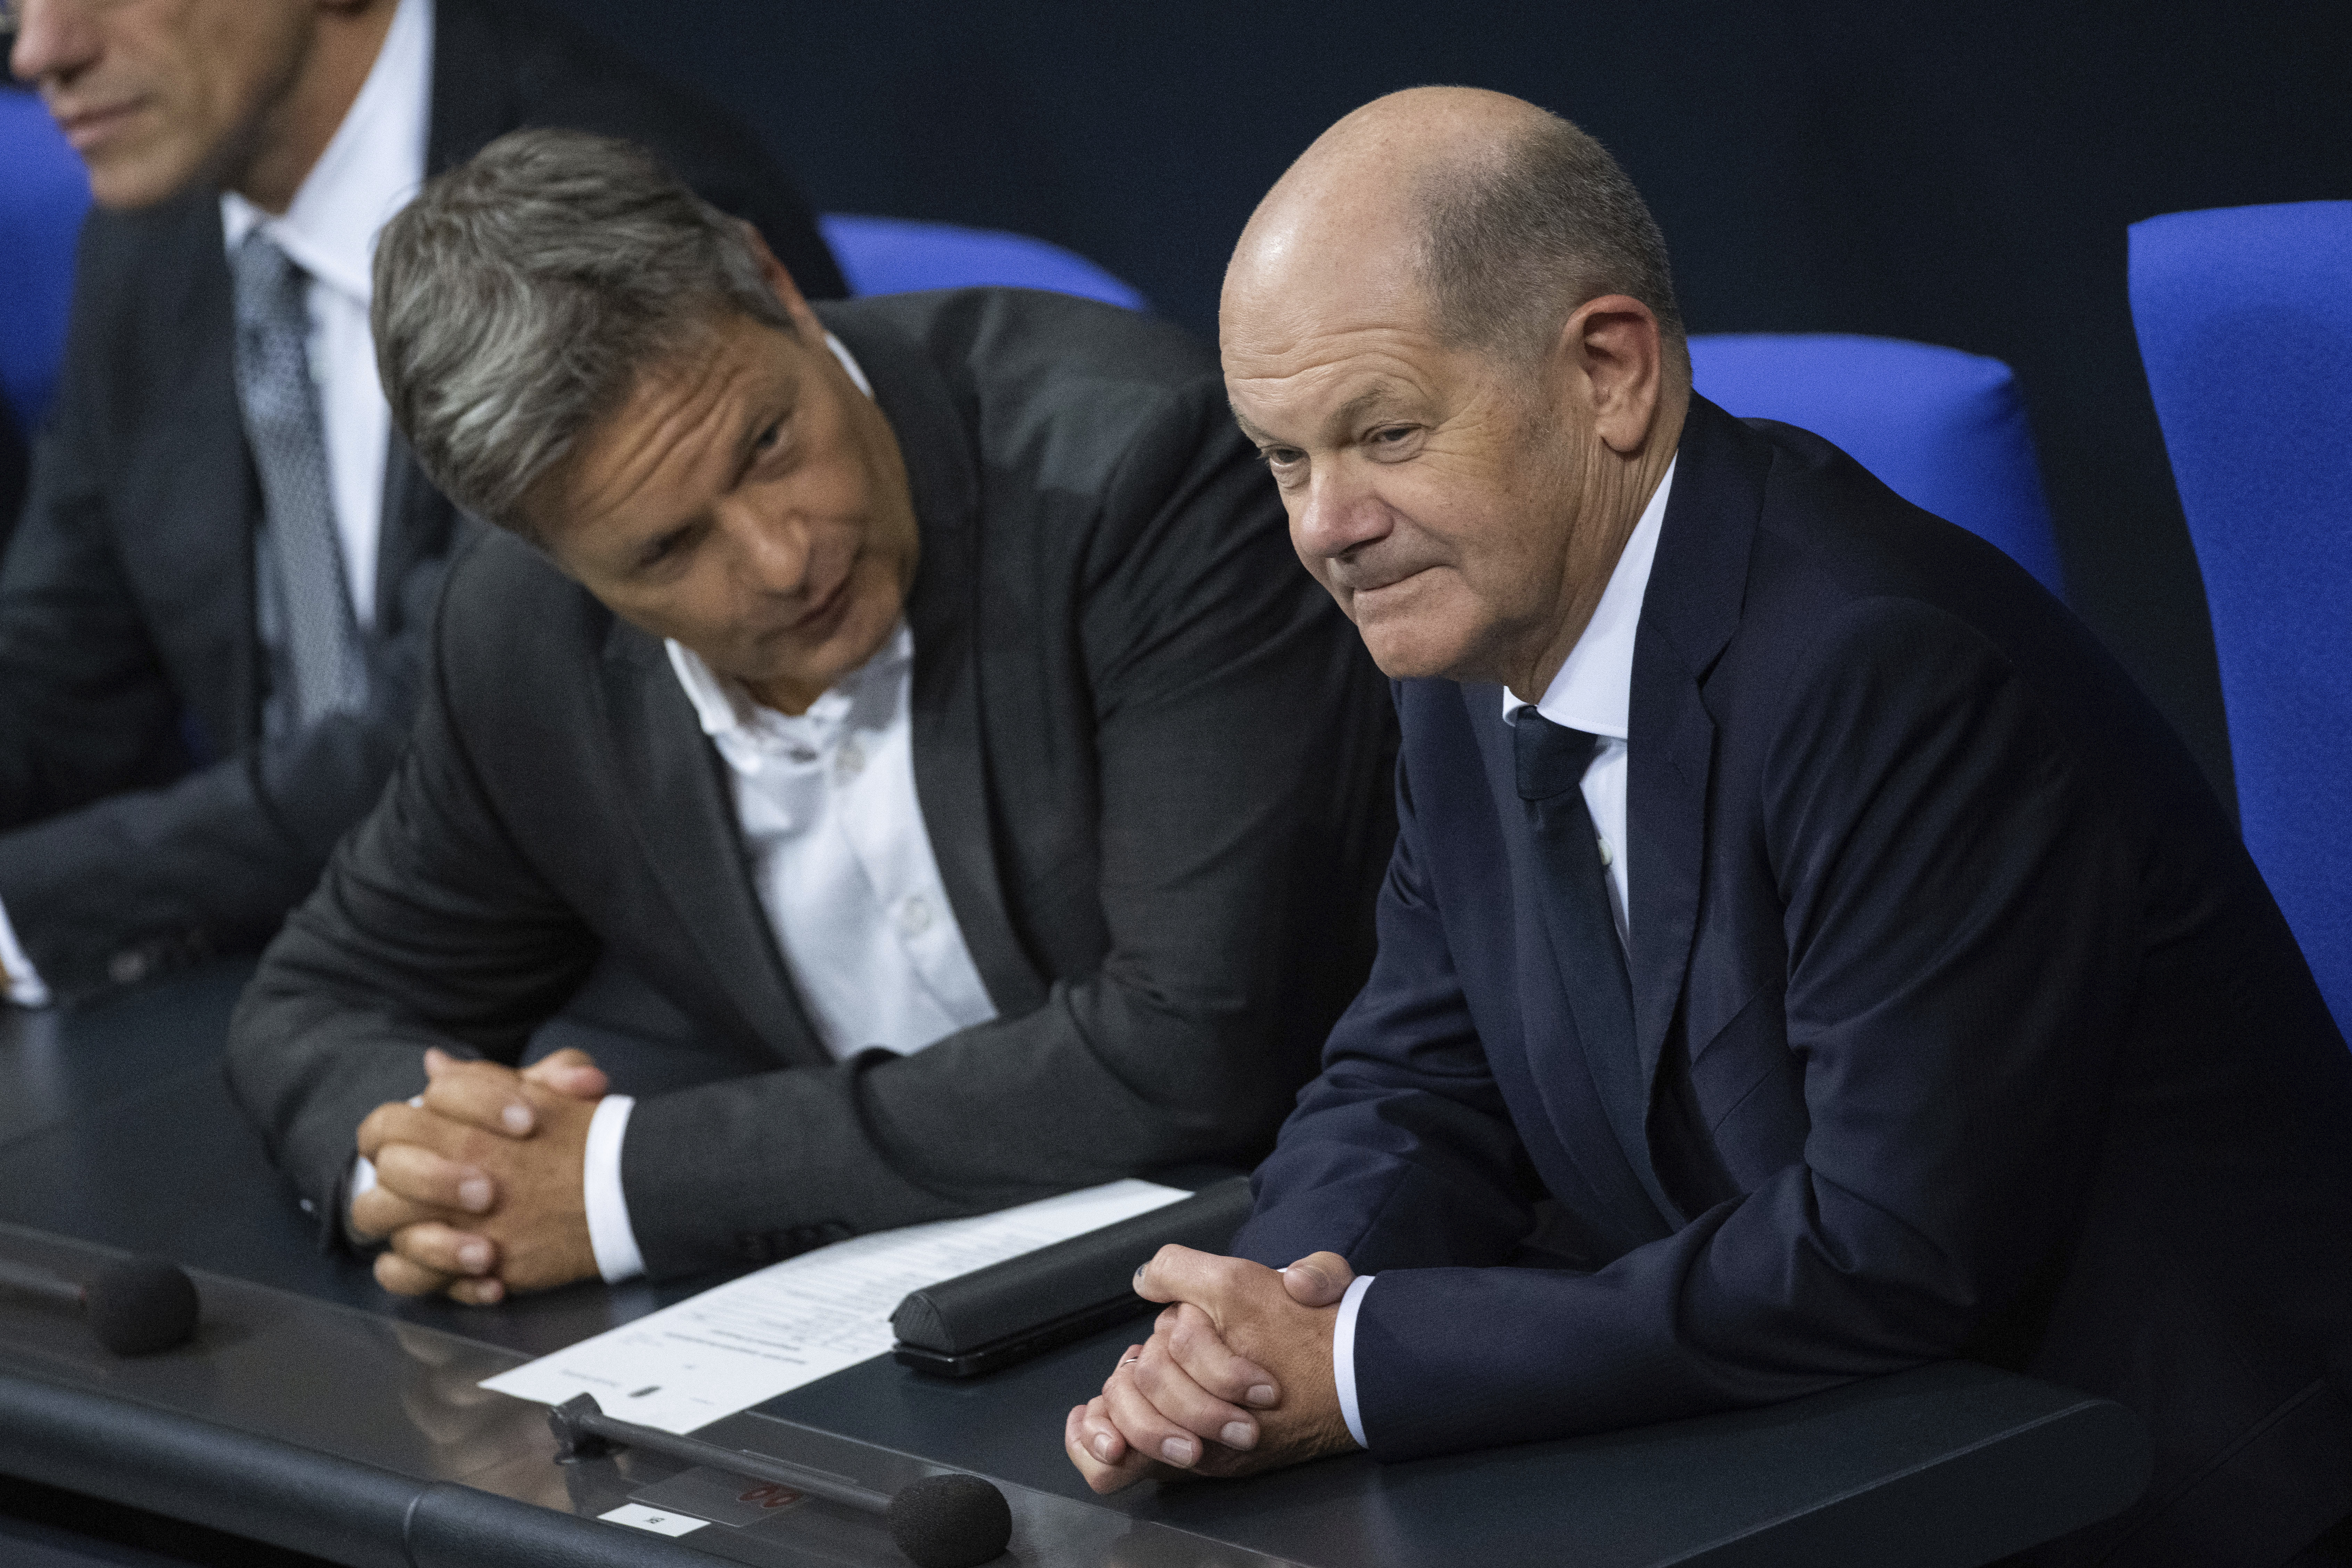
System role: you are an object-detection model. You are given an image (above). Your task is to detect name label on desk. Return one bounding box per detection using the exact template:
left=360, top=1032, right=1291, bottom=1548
left=599, top=1502, right=710, bottom=1538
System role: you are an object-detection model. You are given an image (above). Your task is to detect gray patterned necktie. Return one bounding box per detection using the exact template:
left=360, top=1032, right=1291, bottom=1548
left=231, top=228, right=368, bottom=730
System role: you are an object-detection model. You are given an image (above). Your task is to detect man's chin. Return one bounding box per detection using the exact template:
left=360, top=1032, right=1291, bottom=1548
left=1354, top=629, right=1471, bottom=684
left=84, top=147, right=207, bottom=213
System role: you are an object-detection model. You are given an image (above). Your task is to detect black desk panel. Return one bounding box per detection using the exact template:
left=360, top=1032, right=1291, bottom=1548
left=0, top=969, right=2153, bottom=1567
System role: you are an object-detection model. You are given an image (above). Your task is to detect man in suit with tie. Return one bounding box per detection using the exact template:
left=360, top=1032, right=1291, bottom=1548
left=223, top=130, right=1393, bottom=1305
left=0, top=0, right=840, bottom=1004
left=1065, top=88, right=2352, bottom=1567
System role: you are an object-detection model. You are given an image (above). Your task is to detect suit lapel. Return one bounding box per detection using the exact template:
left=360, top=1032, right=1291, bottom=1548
left=823, top=303, right=1046, bottom=1017
left=372, top=429, right=449, bottom=628
left=598, top=623, right=829, bottom=1067
left=1627, top=397, right=1767, bottom=1100
left=1466, top=687, right=1675, bottom=1249
left=126, top=196, right=259, bottom=755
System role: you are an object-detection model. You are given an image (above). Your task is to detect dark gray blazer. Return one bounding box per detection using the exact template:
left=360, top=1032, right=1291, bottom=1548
left=0, top=0, right=842, bottom=999
left=225, top=289, right=1398, bottom=1278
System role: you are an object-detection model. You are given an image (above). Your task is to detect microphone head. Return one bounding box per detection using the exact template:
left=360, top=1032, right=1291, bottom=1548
left=85, top=1257, right=199, bottom=1356
left=885, top=1472, right=1012, bottom=1568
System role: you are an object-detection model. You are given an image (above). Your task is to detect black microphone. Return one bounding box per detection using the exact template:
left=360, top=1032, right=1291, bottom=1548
left=549, top=1394, right=1011, bottom=1568
left=0, top=1254, right=200, bottom=1355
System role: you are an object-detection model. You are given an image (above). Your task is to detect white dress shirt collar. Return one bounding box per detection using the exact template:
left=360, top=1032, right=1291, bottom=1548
left=220, top=0, right=432, bottom=302
left=666, top=618, right=916, bottom=765
left=1501, top=456, right=1677, bottom=737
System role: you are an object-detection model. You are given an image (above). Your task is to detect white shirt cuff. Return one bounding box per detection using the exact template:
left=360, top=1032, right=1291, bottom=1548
left=583, top=1093, right=645, bottom=1283
left=1333, top=1272, right=1374, bottom=1449
left=0, top=895, right=52, bottom=1009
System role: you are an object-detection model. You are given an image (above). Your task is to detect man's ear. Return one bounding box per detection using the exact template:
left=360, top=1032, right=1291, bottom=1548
left=1561, top=294, right=1665, bottom=456
left=741, top=221, right=825, bottom=342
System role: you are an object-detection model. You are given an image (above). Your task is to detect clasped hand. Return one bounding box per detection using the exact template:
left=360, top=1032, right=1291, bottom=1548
left=1064, top=1246, right=1362, bottom=1493
left=348, top=1046, right=607, bottom=1304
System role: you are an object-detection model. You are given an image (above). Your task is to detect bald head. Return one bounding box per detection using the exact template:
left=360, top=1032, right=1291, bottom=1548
left=1226, top=87, right=1683, bottom=369
left=1220, top=88, right=1689, bottom=700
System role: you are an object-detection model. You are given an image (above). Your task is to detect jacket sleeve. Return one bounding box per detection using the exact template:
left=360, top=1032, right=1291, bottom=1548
left=1316, top=600, right=2136, bottom=1461
left=0, top=510, right=459, bottom=999
left=0, top=261, right=187, bottom=841
left=615, top=389, right=1395, bottom=1276
left=223, top=542, right=599, bottom=1242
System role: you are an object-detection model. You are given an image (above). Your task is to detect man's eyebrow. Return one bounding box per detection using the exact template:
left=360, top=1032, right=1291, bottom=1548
left=1231, top=383, right=1418, bottom=448
left=1230, top=404, right=1275, bottom=443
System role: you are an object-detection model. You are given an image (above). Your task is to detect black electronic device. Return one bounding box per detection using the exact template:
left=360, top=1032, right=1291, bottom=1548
left=889, top=1175, right=1254, bottom=1378
left=549, top=1394, right=1012, bottom=1568
left=0, top=1253, right=198, bottom=1355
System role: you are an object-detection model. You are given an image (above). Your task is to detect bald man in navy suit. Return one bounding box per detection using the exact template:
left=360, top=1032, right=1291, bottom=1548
left=1065, top=89, right=2352, bottom=1568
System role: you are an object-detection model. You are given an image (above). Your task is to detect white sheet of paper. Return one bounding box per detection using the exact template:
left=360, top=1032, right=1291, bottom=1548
left=479, top=1177, right=1188, bottom=1433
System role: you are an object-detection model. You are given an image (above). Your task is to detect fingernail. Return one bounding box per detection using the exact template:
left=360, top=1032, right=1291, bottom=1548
left=458, top=1177, right=492, bottom=1212
left=501, top=1104, right=533, bottom=1134
left=459, top=1242, right=491, bottom=1271
left=1091, top=1434, right=1116, bottom=1462
left=1161, top=1437, right=1197, bottom=1466
left=1220, top=1421, right=1254, bottom=1449
left=1246, top=1383, right=1277, bottom=1407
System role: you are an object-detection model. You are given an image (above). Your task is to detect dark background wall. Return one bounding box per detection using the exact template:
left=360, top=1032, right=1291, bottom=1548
left=555, top=0, right=2352, bottom=805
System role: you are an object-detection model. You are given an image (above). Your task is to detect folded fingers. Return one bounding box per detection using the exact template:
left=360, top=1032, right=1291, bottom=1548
left=1156, top=1299, right=1280, bottom=1411
left=1098, top=1335, right=1237, bottom=1468
left=420, top=1052, right=539, bottom=1138
left=369, top=1141, right=495, bottom=1216
left=1065, top=1397, right=1156, bottom=1494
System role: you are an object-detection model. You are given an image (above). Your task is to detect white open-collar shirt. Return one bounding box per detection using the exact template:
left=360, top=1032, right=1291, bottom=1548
left=1331, top=457, right=1676, bottom=1448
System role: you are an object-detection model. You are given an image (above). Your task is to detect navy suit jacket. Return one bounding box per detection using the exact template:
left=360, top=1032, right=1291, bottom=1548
left=1234, top=395, right=2352, bottom=1567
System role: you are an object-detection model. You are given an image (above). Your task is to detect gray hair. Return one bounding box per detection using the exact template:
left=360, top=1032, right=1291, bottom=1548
left=371, top=128, right=795, bottom=535
left=1418, top=109, right=1686, bottom=368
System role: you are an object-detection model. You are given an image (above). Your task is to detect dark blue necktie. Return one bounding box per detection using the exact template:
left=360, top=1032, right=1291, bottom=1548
left=1514, top=707, right=1650, bottom=1173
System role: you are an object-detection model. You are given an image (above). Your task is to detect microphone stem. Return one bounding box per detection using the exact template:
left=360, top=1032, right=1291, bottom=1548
left=0, top=1256, right=84, bottom=1308
left=554, top=1398, right=893, bottom=1516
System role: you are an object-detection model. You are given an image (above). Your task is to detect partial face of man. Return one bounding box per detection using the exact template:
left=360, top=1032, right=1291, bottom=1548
left=538, top=307, right=920, bottom=717
left=10, top=0, right=315, bottom=210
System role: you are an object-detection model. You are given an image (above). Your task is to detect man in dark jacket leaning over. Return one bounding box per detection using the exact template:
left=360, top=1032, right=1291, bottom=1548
left=224, top=130, right=1395, bottom=1302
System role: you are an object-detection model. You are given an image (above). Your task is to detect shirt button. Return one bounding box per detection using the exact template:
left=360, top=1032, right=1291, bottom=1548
left=1596, top=837, right=1614, bottom=868
left=837, top=739, right=865, bottom=779
left=898, top=895, right=932, bottom=936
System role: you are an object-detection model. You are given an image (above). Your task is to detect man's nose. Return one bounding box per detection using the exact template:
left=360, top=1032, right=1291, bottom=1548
left=11, top=0, right=98, bottom=87
left=730, top=503, right=812, bottom=597
left=1290, top=468, right=1390, bottom=563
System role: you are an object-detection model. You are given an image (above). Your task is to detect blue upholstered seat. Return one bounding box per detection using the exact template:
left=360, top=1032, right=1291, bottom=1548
left=2130, top=200, right=2352, bottom=1036
left=817, top=213, right=1146, bottom=312
left=1689, top=333, right=2066, bottom=600
left=0, top=89, right=92, bottom=435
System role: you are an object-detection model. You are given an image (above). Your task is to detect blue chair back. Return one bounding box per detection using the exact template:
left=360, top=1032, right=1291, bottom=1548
left=0, top=90, right=92, bottom=434
left=2130, top=200, right=2352, bottom=1035
left=817, top=214, right=1146, bottom=312
left=1689, top=333, right=2066, bottom=600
